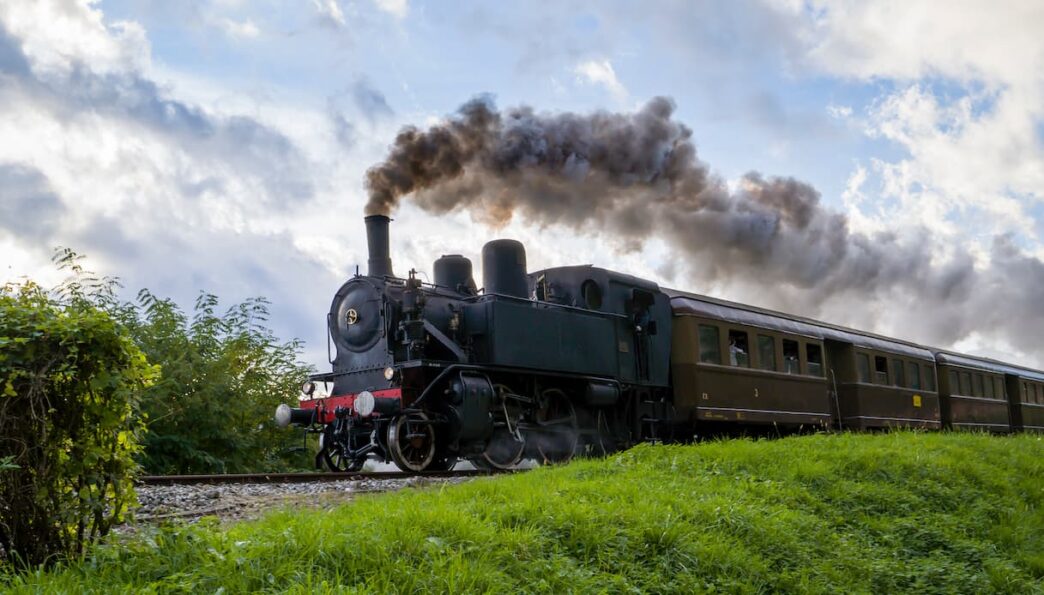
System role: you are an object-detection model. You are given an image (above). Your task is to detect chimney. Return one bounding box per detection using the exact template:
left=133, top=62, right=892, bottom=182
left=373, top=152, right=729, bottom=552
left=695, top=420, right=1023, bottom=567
left=364, top=215, right=394, bottom=278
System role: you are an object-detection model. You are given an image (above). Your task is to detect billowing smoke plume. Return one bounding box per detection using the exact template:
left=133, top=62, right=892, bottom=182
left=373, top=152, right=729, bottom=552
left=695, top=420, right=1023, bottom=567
left=365, top=97, right=1044, bottom=361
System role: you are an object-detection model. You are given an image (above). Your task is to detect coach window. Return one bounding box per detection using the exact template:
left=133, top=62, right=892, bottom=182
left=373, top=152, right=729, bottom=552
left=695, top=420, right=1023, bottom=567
left=1022, top=382, right=1029, bottom=403
left=995, top=378, right=1005, bottom=400
left=783, top=339, right=800, bottom=374
left=857, top=353, right=871, bottom=383
left=984, top=375, right=995, bottom=399
left=728, top=330, right=750, bottom=367
left=949, top=370, right=959, bottom=394
left=757, top=335, right=777, bottom=371
left=959, top=372, right=972, bottom=397
left=891, top=359, right=905, bottom=388
left=924, top=365, right=936, bottom=392
left=909, top=363, right=921, bottom=390
left=874, top=356, right=889, bottom=384
left=698, top=325, right=721, bottom=364
left=973, top=374, right=985, bottom=398
left=806, top=344, right=824, bottom=377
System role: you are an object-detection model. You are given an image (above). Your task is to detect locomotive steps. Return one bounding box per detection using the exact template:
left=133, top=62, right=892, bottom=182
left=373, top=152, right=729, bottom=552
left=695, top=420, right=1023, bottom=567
left=6, top=432, right=1041, bottom=592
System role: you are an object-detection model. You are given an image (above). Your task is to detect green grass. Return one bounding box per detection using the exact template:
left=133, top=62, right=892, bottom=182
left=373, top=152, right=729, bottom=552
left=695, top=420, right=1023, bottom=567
left=3, top=432, right=1042, bottom=593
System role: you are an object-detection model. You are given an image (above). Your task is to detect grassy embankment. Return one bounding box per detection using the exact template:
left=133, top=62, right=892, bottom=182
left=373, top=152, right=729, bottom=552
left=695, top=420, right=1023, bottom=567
left=3, top=432, right=1042, bottom=593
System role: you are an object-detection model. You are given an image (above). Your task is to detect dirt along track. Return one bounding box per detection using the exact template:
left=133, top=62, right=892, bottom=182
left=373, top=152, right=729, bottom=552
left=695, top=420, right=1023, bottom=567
left=130, top=469, right=513, bottom=525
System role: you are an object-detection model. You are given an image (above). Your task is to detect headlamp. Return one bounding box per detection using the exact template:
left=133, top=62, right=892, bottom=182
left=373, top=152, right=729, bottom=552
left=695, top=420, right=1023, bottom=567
left=353, top=390, right=376, bottom=417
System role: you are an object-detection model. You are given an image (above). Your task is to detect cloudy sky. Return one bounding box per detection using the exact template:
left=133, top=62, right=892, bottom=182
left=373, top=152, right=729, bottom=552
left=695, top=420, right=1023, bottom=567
left=2, top=0, right=1043, bottom=368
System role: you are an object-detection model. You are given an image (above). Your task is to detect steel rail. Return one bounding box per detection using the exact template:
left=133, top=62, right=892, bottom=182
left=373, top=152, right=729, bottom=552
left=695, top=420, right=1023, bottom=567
left=138, top=469, right=512, bottom=485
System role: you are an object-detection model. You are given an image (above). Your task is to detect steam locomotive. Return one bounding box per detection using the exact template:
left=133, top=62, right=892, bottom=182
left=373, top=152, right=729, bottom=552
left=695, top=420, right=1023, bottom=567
left=276, top=215, right=1044, bottom=472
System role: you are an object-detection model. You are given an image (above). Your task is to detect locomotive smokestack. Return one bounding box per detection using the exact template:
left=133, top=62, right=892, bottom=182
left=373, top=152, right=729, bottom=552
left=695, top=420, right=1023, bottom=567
left=364, top=214, right=394, bottom=278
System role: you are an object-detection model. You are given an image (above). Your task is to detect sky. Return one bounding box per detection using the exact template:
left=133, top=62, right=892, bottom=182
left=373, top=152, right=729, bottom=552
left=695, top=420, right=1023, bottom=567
left=1, top=0, right=1043, bottom=368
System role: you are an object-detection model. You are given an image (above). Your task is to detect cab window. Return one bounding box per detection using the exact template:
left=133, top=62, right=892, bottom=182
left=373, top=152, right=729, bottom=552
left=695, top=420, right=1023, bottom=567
left=856, top=353, right=871, bottom=383
left=909, top=363, right=921, bottom=390
left=728, top=330, right=750, bottom=368
left=806, top=344, right=824, bottom=377
left=698, top=325, right=721, bottom=364
left=757, top=335, right=777, bottom=371
left=783, top=339, right=800, bottom=374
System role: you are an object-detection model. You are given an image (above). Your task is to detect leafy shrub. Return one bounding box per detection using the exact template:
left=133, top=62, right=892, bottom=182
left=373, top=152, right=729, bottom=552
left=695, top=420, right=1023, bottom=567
left=0, top=273, right=155, bottom=567
left=114, top=290, right=314, bottom=474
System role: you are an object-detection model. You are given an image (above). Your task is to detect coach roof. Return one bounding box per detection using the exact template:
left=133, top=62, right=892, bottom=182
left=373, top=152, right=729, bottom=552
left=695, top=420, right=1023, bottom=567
left=667, top=289, right=934, bottom=361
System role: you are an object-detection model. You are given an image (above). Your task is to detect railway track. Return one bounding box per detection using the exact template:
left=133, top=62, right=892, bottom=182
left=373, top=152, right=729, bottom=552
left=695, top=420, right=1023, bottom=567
left=138, top=469, right=510, bottom=485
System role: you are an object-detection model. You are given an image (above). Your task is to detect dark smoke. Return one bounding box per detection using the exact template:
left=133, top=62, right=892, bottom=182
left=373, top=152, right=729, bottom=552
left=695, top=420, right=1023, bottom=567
left=365, top=96, right=1044, bottom=361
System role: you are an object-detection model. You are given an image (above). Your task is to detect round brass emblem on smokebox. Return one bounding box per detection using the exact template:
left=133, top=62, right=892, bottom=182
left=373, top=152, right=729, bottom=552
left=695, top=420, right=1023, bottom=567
left=346, top=308, right=359, bottom=325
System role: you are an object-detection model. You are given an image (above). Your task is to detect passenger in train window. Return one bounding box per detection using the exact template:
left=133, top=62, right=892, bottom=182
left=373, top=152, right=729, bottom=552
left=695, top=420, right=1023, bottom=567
left=728, top=330, right=749, bottom=368
left=783, top=340, right=800, bottom=374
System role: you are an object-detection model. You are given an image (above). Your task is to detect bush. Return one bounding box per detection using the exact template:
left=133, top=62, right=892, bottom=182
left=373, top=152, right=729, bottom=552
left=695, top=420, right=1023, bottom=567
left=0, top=276, right=155, bottom=568
left=115, top=290, right=314, bottom=474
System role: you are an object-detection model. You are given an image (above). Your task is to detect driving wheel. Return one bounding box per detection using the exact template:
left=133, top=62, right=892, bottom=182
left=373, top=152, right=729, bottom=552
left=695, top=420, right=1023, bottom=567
left=533, top=388, right=579, bottom=464
left=387, top=411, right=437, bottom=472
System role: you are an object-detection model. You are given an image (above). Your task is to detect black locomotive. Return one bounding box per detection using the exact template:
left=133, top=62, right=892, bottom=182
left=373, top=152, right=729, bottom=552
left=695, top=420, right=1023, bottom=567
left=276, top=216, right=1044, bottom=472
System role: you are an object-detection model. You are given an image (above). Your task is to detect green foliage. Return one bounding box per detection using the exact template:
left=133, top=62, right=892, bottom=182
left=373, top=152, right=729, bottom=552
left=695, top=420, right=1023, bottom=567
left=5, top=432, right=1042, bottom=592
left=0, top=255, right=155, bottom=568
left=113, top=289, right=314, bottom=474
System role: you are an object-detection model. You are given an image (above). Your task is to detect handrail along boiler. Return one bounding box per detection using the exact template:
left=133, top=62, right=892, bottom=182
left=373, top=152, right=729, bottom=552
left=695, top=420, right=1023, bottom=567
left=276, top=216, right=1044, bottom=471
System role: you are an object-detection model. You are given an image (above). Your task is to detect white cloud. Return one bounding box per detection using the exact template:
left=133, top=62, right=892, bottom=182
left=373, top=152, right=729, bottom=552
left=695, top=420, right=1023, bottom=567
left=574, top=59, right=628, bottom=102
left=374, top=0, right=409, bottom=20
left=312, top=0, right=346, bottom=27
left=770, top=0, right=1044, bottom=254
left=0, top=0, right=149, bottom=75
left=826, top=103, right=852, bottom=119
left=217, top=18, right=260, bottom=40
